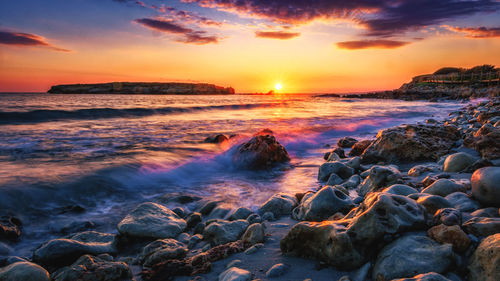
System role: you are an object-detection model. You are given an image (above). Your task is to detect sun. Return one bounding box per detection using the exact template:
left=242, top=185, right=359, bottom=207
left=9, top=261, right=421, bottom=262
left=275, top=83, right=283, bottom=91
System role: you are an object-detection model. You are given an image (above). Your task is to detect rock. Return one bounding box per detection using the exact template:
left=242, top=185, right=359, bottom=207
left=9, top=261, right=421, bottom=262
left=344, top=156, right=361, bottom=170
left=172, top=207, right=186, bottom=218
left=188, top=234, right=202, bottom=249
left=204, top=134, right=229, bottom=143
left=209, top=206, right=231, bottom=220
left=52, top=254, right=132, bottom=281
left=468, top=233, right=500, bottom=281
left=0, top=242, right=11, bottom=256
left=33, top=231, right=116, bottom=267
left=422, top=179, right=466, bottom=197
left=138, top=238, right=188, bottom=267
left=318, top=161, right=354, bottom=182
left=357, top=165, right=401, bottom=197
left=266, top=263, right=288, bottom=278
left=292, top=186, right=353, bottom=221
left=326, top=173, right=344, bottom=185
left=433, top=208, right=462, bottom=226
left=203, top=220, right=249, bottom=246
left=464, top=124, right=500, bottom=158
left=0, top=261, right=50, bottom=281
left=372, top=234, right=455, bottom=281
left=226, top=259, right=242, bottom=269
left=244, top=243, right=263, bottom=255
left=332, top=147, right=346, bottom=158
left=392, top=272, right=452, bottom=281
left=228, top=208, right=253, bottom=221
left=241, top=223, right=264, bottom=246
left=349, top=140, right=372, bottom=157
left=471, top=208, right=500, bottom=218
left=381, top=184, right=418, bottom=196
left=232, top=135, right=290, bottom=169
left=341, top=174, right=362, bottom=189
left=0, top=216, right=22, bottom=241
left=218, top=267, right=251, bottom=281
left=463, top=217, right=500, bottom=237
left=443, top=152, right=476, bottom=172
left=258, top=193, right=297, bottom=218
left=471, top=167, right=500, bottom=207
left=186, top=212, right=202, bottom=230
left=338, top=137, right=358, bottom=148
left=408, top=164, right=441, bottom=177
left=262, top=212, right=275, bottom=221
left=246, top=214, right=262, bottom=224
left=417, top=195, right=453, bottom=215
left=117, top=202, right=186, bottom=239
left=464, top=158, right=494, bottom=173
left=361, top=124, right=460, bottom=163
left=199, top=201, right=218, bottom=215
left=427, top=224, right=471, bottom=252
left=445, top=192, right=479, bottom=212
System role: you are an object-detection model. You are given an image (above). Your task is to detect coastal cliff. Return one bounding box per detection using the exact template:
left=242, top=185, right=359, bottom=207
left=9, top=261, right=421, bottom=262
left=47, top=82, right=235, bottom=95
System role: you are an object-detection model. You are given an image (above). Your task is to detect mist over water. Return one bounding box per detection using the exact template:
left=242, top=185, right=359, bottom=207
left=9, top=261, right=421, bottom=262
left=0, top=93, right=464, bottom=256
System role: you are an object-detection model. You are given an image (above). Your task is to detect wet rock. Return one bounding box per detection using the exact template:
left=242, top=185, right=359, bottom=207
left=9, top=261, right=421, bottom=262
left=408, top=164, right=441, bottom=177
left=341, top=174, right=362, bottom=189
left=172, top=207, right=186, bottom=218
left=138, top=238, right=188, bottom=267
left=226, top=259, right=242, bottom=269
left=433, top=208, right=462, bottom=226
left=218, top=267, right=251, bottom=281
left=443, top=152, right=476, bottom=172
left=468, top=233, right=500, bottom=281
left=417, top=195, right=453, bottom=215
left=233, top=135, right=290, bottom=169
left=246, top=214, right=262, bottom=224
left=0, top=242, right=11, bottom=256
left=332, top=147, right=346, bottom=158
left=427, top=224, right=470, bottom=252
left=209, top=206, right=231, bottom=220
left=381, top=184, right=418, bottom=196
left=262, top=212, right=275, bottom=221
left=338, top=137, right=358, bottom=148
left=292, top=186, right=353, bottom=221
left=186, top=212, right=202, bottom=230
left=362, top=124, right=460, bottom=163
left=188, top=234, right=202, bottom=249
left=392, top=272, right=452, bottom=281
left=349, top=140, right=372, bottom=157
left=471, top=167, right=500, bottom=207
left=0, top=261, right=50, bottom=281
left=228, top=207, right=253, bottom=221
left=204, top=134, right=228, bottom=143
left=52, top=254, right=132, bottom=281
left=203, top=220, right=249, bottom=246
left=241, top=223, right=264, bottom=246
left=326, top=173, right=344, bottom=185
left=464, top=124, right=500, bottom=159
left=258, top=193, right=297, bottom=218
left=0, top=216, right=22, bottom=241
left=422, top=179, right=466, bottom=197
left=357, top=165, right=401, bottom=197
left=445, top=192, right=479, bottom=212
left=117, top=202, right=186, bottom=239
left=33, top=231, right=116, bottom=267
left=463, top=217, right=500, bottom=237
left=471, top=208, right=500, bottom=218
left=244, top=243, right=263, bottom=255
left=199, top=201, right=218, bottom=215
left=372, top=234, right=454, bottom=281
left=318, top=161, right=354, bottom=182
left=266, top=263, right=288, bottom=278
left=464, top=158, right=493, bottom=173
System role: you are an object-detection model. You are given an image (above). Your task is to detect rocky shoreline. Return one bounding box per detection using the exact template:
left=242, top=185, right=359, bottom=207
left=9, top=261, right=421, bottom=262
left=1, top=98, right=500, bottom=281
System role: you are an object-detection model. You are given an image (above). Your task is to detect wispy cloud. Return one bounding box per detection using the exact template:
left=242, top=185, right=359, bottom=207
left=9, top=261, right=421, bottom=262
left=134, top=18, right=220, bottom=44
left=0, top=30, right=70, bottom=52
left=336, top=39, right=410, bottom=50
left=442, top=25, right=500, bottom=38
left=255, top=30, right=300, bottom=40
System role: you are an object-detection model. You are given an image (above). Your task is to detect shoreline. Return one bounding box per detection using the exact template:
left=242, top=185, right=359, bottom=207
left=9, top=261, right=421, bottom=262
left=1, top=98, right=499, bottom=281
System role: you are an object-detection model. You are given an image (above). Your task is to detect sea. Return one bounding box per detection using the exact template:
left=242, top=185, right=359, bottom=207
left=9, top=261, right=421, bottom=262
left=0, top=93, right=466, bottom=256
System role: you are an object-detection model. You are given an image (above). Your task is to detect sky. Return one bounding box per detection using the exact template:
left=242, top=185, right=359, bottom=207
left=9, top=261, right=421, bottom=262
left=0, top=0, right=499, bottom=93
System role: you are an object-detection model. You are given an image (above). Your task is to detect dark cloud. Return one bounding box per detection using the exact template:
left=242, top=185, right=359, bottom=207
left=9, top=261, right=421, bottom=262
left=0, top=30, right=70, bottom=52
left=134, top=18, right=220, bottom=44
left=336, top=39, right=410, bottom=50
left=443, top=25, right=500, bottom=38
left=255, top=30, right=300, bottom=39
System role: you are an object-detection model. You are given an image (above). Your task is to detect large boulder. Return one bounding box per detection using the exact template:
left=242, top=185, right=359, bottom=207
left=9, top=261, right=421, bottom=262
left=52, top=255, right=132, bottom=281
left=463, top=217, right=500, bottom=237
left=292, top=186, right=353, bottom=221
left=317, top=161, right=354, bottom=182
left=422, top=179, right=466, bottom=197
left=117, top=202, right=186, bottom=239
left=0, top=261, right=50, bottom=281
left=468, top=233, right=500, bottom=281
left=361, top=124, right=460, bottom=163
left=138, top=238, right=187, bottom=267
left=232, top=135, right=290, bottom=169
left=471, top=167, right=500, bottom=207
left=372, top=234, right=455, bottom=281
left=358, top=165, right=401, bottom=197
left=258, top=193, right=297, bottom=218
left=443, top=152, right=476, bottom=172
left=33, top=231, right=116, bottom=267
left=203, top=220, right=249, bottom=246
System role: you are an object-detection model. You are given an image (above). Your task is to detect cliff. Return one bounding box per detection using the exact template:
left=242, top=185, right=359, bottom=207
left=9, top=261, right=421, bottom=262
left=47, top=82, right=235, bottom=95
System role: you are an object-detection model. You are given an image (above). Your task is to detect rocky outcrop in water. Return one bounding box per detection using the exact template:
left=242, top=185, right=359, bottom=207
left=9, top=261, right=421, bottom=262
left=48, top=82, right=235, bottom=95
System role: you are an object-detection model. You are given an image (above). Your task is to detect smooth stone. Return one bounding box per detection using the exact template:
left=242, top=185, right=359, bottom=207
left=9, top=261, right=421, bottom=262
left=178, top=233, right=190, bottom=244
left=244, top=243, right=263, bottom=255
left=0, top=261, right=50, bottom=281
left=445, top=192, right=480, bottom=212
left=344, top=156, right=361, bottom=170
left=292, top=185, right=353, bottom=221
left=188, top=234, right=202, bottom=249
left=199, top=201, right=218, bottom=215
left=427, top=224, right=471, bottom=252
left=349, top=140, right=372, bottom=157
left=408, top=164, right=441, bottom=177
left=443, top=152, right=476, bottom=172
left=262, top=212, right=275, bottom=221
left=433, top=208, right=462, bottom=226
left=209, top=206, right=231, bottom=219
left=117, top=202, right=186, bottom=239
left=326, top=173, right=344, bottom=186
left=381, top=184, right=418, bottom=196
left=258, top=193, right=297, bottom=218
left=203, top=220, right=249, bottom=246
left=341, top=174, right=362, bottom=189
left=318, top=161, right=354, bottom=182
left=468, top=233, right=500, bottom=281
left=463, top=217, right=500, bottom=237
left=417, top=195, right=453, bottom=215
left=186, top=212, right=202, bottom=230
left=357, top=165, right=401, bottom=197
left=172, top=207, right=186, bottom=218
left=218, top=267, right=251, bottom=281
left=138, top=238, right=187, bottom=267
left=266, top=263, right=288, bottom=278
left=471, top=167, right=500, bottom=207
left=241, top=223, right=264, bottom=246
left=471, top=207, right=500, bottom=218
left=372, top=234, right=454, bottom=281
left=246, top=214, right=262, bottom=224
left=52, top=254, right=132, bottom=281
left=228, top=207, right=253, bottom=221
left=226, top=259, right=242, bottom=269
left=338, top=137, right=358, bottom=148
left=422, top=179, right=466, bottom=197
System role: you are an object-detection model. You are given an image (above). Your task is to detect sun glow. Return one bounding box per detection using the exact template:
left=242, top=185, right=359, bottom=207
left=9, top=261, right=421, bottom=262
left=275, top=83, right=283, bottom=91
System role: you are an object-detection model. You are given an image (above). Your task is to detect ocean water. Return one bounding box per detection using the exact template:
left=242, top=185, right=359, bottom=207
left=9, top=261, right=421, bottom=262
left=0, top=93, right=465, bottom=256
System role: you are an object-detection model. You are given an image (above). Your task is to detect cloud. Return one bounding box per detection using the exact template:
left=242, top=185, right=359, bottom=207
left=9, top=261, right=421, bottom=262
left=336, top=39, right=410, bottom=50
left=443, top=25, right=500, bottom=38
left=255, top=30, right=300, bottom=39
left=134, top=18, right=220, bottom=44
left=0, top=30, right=70, bottom=52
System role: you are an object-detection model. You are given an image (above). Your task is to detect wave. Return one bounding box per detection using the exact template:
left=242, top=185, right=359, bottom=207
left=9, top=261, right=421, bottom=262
left=0, top=102, right=282, bottom=124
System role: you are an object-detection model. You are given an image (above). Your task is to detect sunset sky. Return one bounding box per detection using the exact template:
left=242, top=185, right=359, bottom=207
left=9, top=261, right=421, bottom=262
left=1, top=0, right=499, bottom=93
